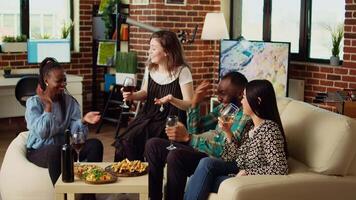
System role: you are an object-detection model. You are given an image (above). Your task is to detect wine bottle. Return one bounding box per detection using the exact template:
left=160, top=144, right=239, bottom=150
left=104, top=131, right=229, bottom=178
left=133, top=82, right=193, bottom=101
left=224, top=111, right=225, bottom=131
left=61, top=129, right=74, bottom=182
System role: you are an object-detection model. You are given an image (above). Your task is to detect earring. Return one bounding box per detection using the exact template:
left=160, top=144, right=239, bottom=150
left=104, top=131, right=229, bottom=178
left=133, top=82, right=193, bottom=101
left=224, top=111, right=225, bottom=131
left=45, top=82, right=48, bottom=86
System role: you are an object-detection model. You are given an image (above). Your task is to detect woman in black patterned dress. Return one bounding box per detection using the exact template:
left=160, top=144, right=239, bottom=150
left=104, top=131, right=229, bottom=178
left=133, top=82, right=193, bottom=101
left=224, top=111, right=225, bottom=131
left=114, top=30, right=193, bottom=161
left=184, top=79, right=288, bottom=200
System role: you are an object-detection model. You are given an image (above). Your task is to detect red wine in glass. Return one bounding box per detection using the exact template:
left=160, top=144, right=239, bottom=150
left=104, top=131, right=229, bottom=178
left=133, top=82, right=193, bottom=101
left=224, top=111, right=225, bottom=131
left=123, top=85, right=135, bottom=93
left=121, top=77, right=136, bottom=108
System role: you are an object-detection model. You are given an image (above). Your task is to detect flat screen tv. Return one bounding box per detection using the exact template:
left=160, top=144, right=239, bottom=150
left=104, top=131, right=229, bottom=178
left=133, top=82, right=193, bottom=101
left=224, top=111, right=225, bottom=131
left=220, top=38, right=290, bottom=97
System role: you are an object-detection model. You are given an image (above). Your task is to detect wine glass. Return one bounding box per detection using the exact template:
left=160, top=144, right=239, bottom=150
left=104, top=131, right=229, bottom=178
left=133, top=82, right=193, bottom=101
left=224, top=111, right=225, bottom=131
left=166, top=115, right=178, bottom=150
left=215, top=103, right=239, bottom=140
left=72, top=131, right=86, bottom=163
left=121, top=77, right=136, bottom=109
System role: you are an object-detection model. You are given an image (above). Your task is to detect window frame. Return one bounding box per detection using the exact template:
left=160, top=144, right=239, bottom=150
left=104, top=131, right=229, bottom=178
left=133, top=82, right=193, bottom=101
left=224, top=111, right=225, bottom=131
left=11, top=0, right=73, bottom=48
left=231, top=0, right=343, bottom=64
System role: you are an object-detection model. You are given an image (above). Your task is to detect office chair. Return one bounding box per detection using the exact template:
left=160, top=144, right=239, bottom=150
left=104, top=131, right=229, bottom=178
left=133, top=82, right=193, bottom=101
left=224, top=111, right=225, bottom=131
left=15, top=75, right=39, bottom=107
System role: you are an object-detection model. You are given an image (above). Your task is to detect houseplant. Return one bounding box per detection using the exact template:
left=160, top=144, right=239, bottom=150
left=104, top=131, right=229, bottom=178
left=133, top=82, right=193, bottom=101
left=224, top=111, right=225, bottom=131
left=327, top=24, right=344, bottom=66
left=61, top=21, right=74, bottom=39
left=101, top=0, right=119, bottom=39
left=3, top=65, right=11, bottom=75
left=1, top=35, right=28, bottom=53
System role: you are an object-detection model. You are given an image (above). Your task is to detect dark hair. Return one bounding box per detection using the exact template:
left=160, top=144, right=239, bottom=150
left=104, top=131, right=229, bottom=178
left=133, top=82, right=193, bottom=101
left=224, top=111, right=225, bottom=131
left=245, top=79, right=288, bottom=157
left=147, top=30, right=189, bottom=74
left=39, top=57, right=62, bottom=90
left=38, top=57, right=66, bottom=120
left=221, top=71, right=248, bottom=89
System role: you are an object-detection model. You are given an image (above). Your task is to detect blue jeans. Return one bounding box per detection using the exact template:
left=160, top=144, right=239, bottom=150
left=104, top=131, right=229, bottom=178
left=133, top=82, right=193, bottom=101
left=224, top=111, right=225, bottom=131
left=184, top=157, right=239, bottom=200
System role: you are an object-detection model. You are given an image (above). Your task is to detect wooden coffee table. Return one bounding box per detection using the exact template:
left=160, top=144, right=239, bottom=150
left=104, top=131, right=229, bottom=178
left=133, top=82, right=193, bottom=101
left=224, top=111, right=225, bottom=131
left=54, top=162, right=148, bottom=200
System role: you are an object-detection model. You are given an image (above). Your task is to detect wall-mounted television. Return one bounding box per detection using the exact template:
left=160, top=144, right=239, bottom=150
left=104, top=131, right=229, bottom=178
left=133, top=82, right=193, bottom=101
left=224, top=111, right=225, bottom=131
left=27, top=39, right=71, bottom=63
left=220, top=38, right=290, bottom=97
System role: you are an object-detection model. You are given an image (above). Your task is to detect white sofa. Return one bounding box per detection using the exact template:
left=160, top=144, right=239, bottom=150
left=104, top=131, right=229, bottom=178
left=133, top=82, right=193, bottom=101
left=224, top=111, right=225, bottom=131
left=208, top=97, right=356, bottom=200
left=0, top=132, right=54, bottom=200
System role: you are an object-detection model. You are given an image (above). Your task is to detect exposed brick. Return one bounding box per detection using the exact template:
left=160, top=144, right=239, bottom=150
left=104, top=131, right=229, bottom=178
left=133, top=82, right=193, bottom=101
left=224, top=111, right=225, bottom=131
left=327, top=74, right=341, bottom=80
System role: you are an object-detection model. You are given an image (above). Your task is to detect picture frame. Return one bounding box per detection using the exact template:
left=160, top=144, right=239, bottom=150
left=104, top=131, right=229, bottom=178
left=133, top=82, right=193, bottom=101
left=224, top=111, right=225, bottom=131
left=97, top=41, right=116, bottom=66
left=132, top=0, right=149, bottom=5
left=165, top=0, right=186, bottom=6
left=220, top=38, right=290, bottom=97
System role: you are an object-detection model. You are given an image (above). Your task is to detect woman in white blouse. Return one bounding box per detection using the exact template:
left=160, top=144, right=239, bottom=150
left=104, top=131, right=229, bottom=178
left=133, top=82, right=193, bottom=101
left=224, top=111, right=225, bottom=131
left=113, top=30, right=193, bottom=162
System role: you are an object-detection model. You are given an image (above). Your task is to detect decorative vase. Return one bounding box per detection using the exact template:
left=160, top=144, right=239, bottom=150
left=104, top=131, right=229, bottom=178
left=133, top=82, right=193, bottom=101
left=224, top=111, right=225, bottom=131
left=330, top=56, right=340, bottom=66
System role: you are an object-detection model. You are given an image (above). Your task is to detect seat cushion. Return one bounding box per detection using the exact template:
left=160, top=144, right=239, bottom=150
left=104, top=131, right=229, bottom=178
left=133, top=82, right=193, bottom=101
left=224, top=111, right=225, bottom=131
left=0, top=132, right=54, bottom=200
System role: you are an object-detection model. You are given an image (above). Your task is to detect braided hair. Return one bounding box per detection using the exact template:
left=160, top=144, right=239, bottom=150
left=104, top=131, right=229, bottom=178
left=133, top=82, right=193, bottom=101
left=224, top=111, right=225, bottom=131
left=38, top=57, right=66, bottom=120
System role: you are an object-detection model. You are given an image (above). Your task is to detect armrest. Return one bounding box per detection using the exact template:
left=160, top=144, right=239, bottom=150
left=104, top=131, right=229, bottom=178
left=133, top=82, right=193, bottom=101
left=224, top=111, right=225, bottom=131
left=217, top=173, right=356, bottom=200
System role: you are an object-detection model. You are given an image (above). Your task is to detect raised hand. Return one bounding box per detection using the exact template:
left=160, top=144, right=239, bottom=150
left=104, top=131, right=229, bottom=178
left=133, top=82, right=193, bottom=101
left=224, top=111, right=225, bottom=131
left=218, top=117, right=233, bottom=134
left=192, top=80, right=210, bottom=108
left=36, top=85, right=53, bottom=112
left=83, top=111, right=101, bottom=124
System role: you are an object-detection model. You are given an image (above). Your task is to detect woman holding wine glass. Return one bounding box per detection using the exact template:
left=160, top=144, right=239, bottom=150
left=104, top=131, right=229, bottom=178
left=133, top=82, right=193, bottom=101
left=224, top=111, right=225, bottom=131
left=25, top=57, right=104, bottom=187
left=114, top=30, right=194, bottom=162
left=184, top=80, right=289, bottom=200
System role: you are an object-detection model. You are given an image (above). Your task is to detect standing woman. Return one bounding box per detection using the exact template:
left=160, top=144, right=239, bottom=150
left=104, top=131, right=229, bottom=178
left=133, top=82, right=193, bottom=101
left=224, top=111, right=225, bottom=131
left=184, top=79, right=288, bottom=200
left=26, top=57, right=103, bottom=185
left=114, top=30, right=193, bottom=161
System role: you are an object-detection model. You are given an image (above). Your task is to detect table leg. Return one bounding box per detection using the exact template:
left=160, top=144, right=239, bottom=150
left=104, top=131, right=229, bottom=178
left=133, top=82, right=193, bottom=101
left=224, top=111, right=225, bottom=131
left=139, top=193, right=148, bottom=200
left=55, top=193, right=65, bottom=200
left=67, top=193, right=75, bottom=200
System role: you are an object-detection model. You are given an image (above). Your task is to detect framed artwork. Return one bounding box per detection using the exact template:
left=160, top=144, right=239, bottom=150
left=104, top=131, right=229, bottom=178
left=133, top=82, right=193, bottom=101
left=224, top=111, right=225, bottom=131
left=132, top=0, right=149, bottom=5
left=165, top=0, right=186, bottom=6
left=220, top=38, right=290, bottom=97
left=97, top=41, right=116, bottom=66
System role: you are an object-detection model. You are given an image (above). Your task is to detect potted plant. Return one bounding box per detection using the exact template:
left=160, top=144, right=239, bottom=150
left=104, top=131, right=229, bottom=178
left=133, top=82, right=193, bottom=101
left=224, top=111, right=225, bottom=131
left=3, top=66, right=11, bottom=75
left=1, top=35, right=28, bottom=53
left=61, top=21, right=74, bottom=39
left=327, top=24, right=344, bottom=66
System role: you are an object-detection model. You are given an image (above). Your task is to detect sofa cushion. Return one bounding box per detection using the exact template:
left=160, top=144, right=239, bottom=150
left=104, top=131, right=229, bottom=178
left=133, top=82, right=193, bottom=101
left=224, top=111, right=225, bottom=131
left=278, top=98, right=356, bottom=176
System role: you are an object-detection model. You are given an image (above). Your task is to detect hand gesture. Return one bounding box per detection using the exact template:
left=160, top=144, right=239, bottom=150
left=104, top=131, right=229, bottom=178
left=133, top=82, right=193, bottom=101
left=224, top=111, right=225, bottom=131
left=192, top=80, right=210, bottom=107
left=165, top=122, right=190, bottom=142
left=154, top=94, right=173, bottom=105
left=83, top=111, right=101, bottom=124
left=36, top=85, right=53, bottom=111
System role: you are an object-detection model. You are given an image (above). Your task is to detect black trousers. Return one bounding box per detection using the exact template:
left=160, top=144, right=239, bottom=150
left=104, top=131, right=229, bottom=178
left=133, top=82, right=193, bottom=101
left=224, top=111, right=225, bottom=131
left=26, top=138, right=103, bottom=185
left=145, top=138, right=208, bottom=200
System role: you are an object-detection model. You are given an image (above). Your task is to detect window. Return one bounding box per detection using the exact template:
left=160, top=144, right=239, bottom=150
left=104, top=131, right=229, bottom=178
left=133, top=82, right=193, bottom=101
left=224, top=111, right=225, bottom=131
left=0, top=0, right=72, bottom=42
left=241, top=0, right=263, bottom=41
left=310, top=0, right=344, bottom=59
left=0, top=0, right=21, bottom=40
left=29, top=0, right=71, bottom=39
left=233, top=0, right=345, bottom=62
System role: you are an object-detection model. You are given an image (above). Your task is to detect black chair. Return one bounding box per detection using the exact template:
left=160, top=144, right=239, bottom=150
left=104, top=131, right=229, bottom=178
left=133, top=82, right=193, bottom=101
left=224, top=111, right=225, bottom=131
left=15, top=75, right=39, bottom=107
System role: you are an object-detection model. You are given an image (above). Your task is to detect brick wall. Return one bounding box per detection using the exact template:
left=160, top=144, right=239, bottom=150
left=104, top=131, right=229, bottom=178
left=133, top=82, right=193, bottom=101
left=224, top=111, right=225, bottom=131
left=1, top=0, right=355, bottom=114
left=289, top=0, right=356, bottom=111
left=129, top=0, right=221, bottom=87
left=0, top=0, right=101, bottom=113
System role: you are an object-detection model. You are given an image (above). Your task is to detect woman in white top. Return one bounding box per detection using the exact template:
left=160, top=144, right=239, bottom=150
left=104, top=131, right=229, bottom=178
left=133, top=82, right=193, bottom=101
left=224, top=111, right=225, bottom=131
left=114, top=30, right=194, bottom=161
